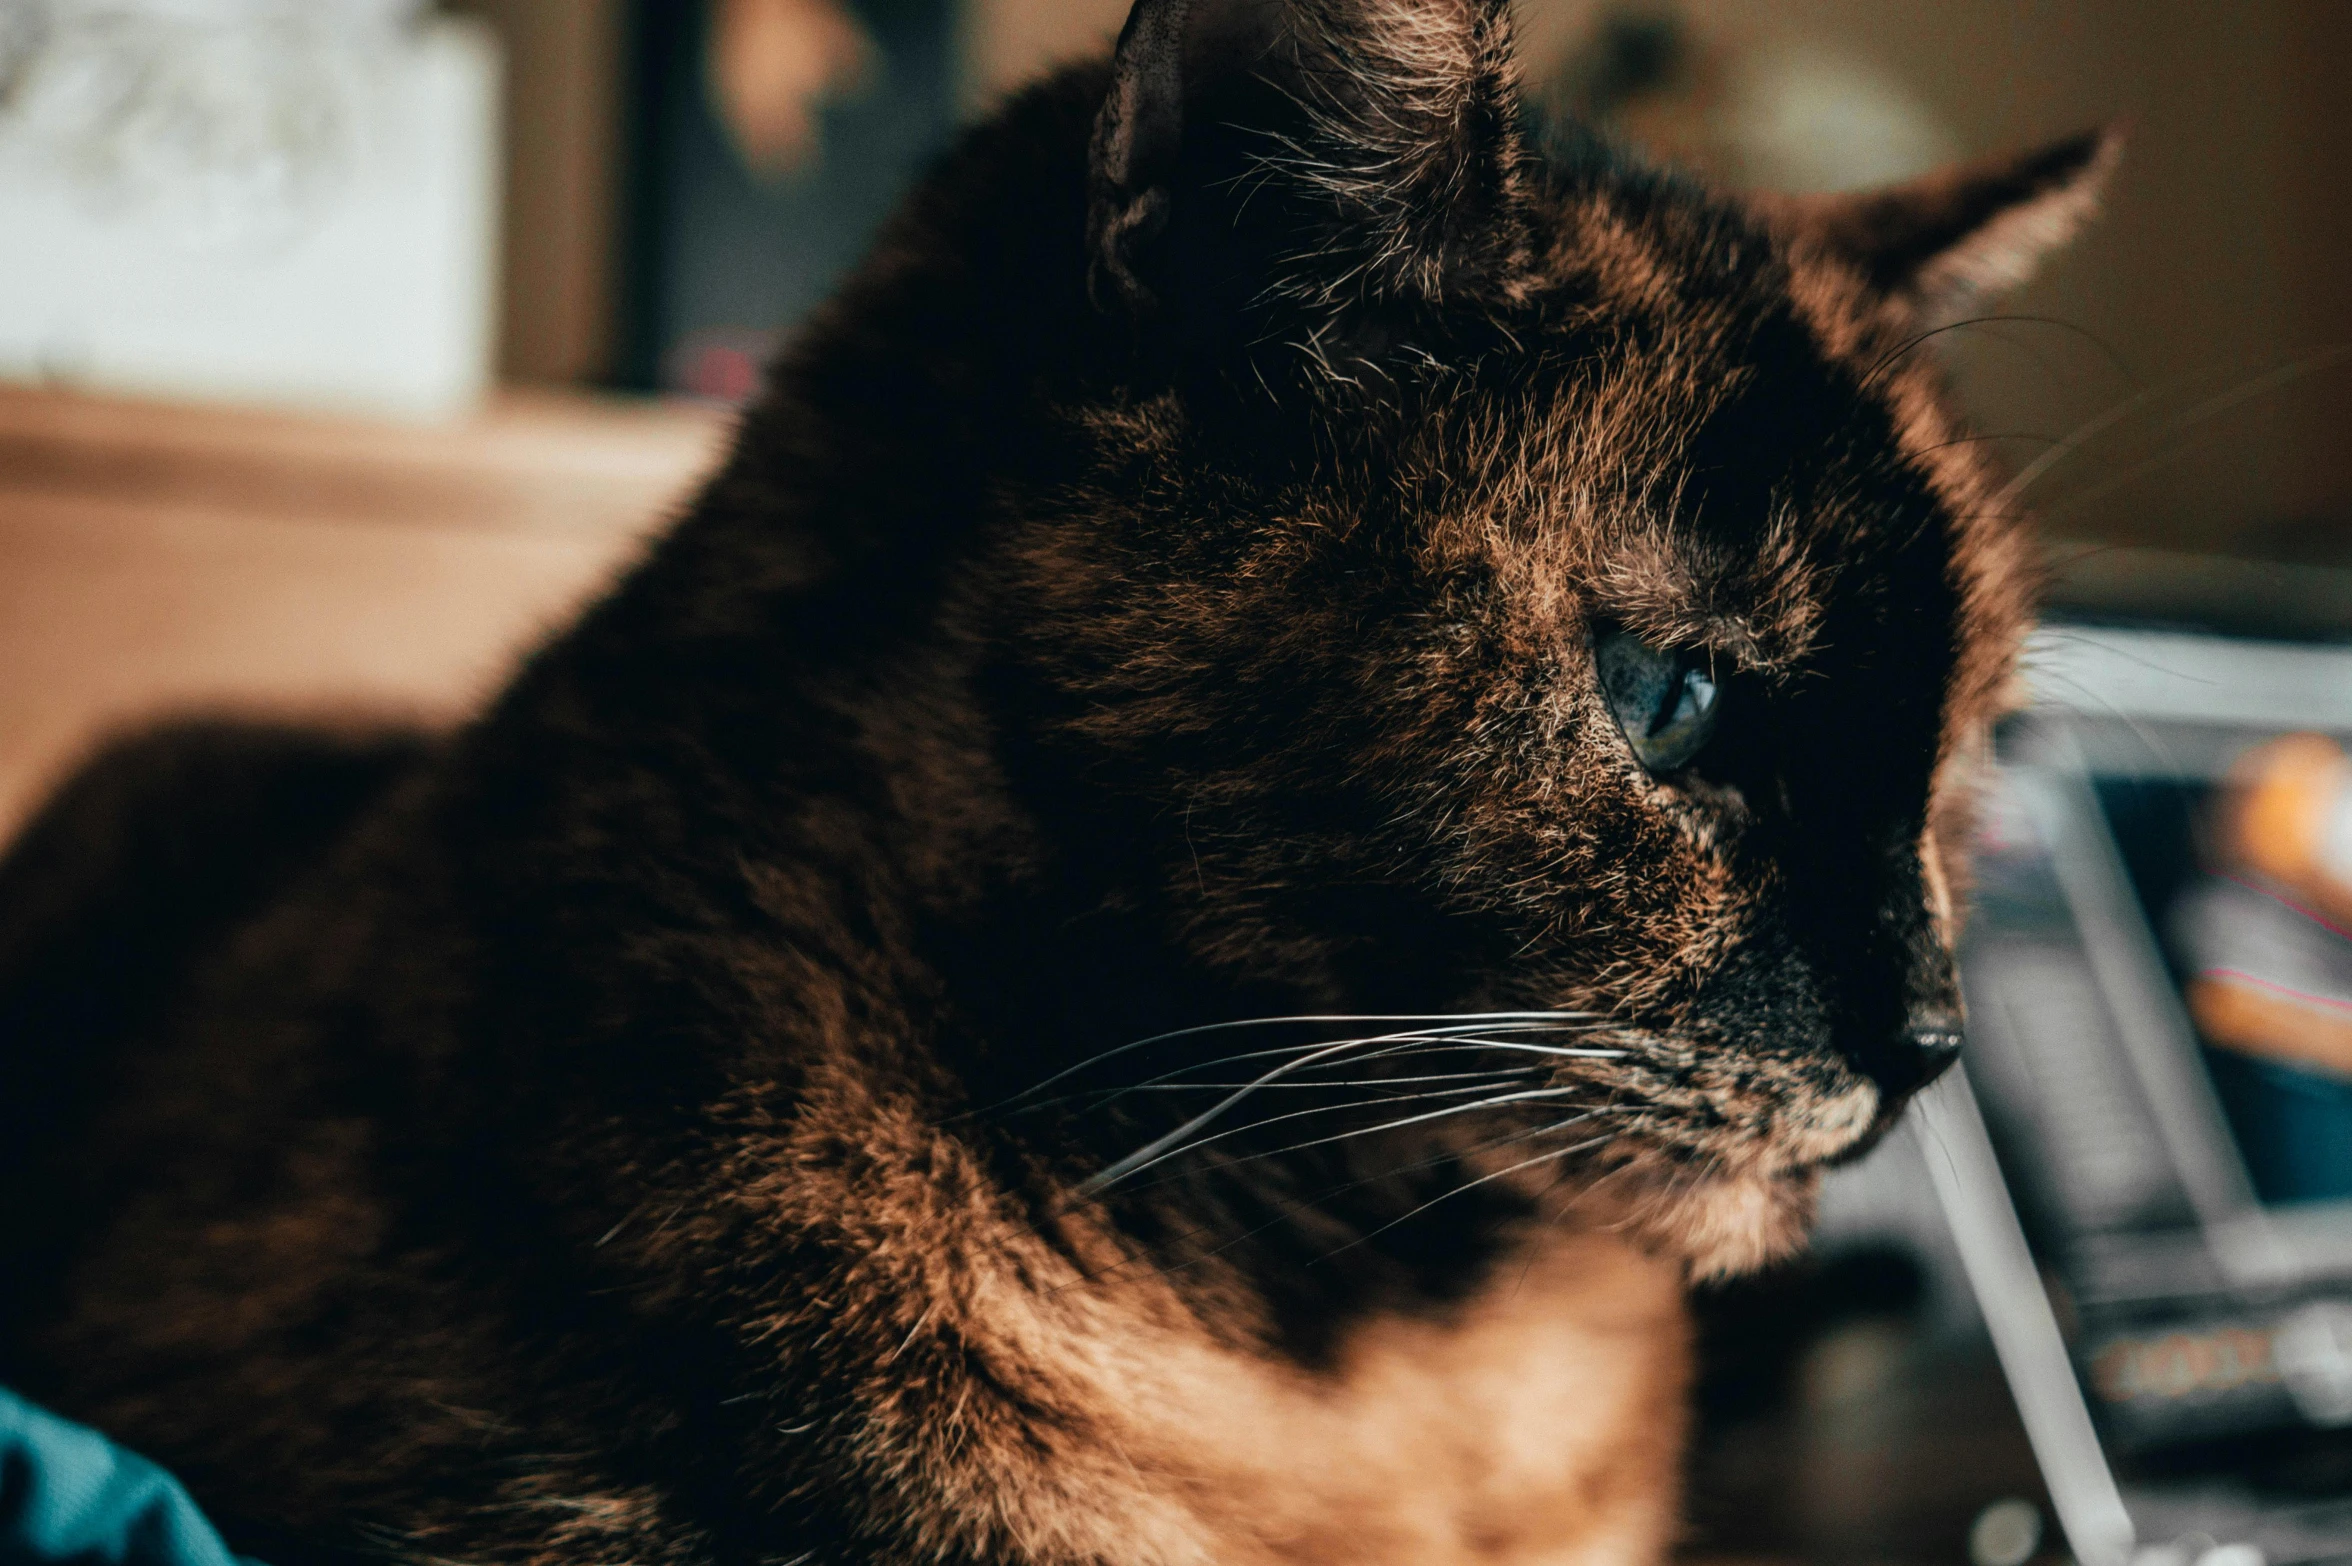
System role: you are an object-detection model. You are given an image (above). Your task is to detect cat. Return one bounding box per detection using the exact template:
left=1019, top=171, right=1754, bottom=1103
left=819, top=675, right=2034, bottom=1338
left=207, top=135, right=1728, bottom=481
left=0, top=0, right=2115, bottom=1561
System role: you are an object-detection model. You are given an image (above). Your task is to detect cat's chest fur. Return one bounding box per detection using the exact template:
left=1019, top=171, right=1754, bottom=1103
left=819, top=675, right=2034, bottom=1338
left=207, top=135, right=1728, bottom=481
left=914, top=1227, right=1689, bottom=1566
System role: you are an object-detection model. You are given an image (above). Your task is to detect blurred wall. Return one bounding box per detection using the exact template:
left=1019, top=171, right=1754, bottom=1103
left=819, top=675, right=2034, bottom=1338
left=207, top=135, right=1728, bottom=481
left=2279, top=4, right=2352, bottom=564
left=444, top=0, right=628, bottom=385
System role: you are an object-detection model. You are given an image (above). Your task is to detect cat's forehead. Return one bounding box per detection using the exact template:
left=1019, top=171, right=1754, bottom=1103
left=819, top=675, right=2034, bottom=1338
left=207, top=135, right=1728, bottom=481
left=1404, top=192, right=1954, bottom=670
left=1529, top=177, right=1890, bottom=446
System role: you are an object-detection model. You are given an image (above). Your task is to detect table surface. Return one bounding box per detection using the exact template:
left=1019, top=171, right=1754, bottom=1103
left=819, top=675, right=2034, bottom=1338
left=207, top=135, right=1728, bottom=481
left=0, top=383, right=729, bottom=835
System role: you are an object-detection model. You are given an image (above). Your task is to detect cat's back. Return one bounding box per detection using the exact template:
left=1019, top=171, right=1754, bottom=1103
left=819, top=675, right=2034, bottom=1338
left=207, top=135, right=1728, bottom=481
left=0, top=719, right=428, bottom=1365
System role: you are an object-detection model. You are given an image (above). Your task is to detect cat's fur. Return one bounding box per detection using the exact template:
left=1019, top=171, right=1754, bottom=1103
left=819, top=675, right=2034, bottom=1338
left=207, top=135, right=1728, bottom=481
left=0, top=0, right=2114, bottom=1562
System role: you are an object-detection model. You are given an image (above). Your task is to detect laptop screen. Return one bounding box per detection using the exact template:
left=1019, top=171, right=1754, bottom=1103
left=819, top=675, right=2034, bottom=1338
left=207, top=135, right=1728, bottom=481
left=1959, top=629, right=2352, bottom=1465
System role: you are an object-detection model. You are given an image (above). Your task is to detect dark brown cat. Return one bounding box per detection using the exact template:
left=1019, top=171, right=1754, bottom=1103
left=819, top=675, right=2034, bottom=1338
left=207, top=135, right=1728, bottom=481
left=0, top=0, right=2114, bottom=1561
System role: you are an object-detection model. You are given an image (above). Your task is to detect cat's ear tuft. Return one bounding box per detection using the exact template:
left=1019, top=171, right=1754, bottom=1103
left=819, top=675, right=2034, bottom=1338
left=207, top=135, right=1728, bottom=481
left=1087, top=0, right=1531, bottom=344
left=1775, top=126, right=2123, bottom=322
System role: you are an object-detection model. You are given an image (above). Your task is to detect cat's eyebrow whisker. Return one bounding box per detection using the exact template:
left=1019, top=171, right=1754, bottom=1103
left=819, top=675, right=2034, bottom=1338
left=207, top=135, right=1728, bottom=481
left=1993, top=343, right=2352, bottom=513
left=1859, top=312, right=2136, bottom=392
left=1988, top=360, right=2229, bottom=509
left=2037, top=344, right=2352, bottom=521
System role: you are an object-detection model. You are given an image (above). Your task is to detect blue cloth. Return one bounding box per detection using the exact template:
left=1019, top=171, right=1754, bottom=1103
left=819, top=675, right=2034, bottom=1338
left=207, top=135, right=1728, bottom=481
left=0, top=1388, right=258, bottom=1566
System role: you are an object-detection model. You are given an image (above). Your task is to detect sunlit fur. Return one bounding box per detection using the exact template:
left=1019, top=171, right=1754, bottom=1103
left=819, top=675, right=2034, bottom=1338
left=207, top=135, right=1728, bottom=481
left=0, top=0, right=2111, bottom=1561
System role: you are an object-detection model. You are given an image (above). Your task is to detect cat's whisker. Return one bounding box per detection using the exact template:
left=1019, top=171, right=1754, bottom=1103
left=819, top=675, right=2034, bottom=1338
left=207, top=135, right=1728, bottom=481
left=993, top=1016, right=1620, bottom=1122
left=984, top=1009, right=1604, bottom=1117
left=1053, top=1106, right=1634, bottom=1293
left=986, top=1040, right=1528, bottom=1122
left=1082, top=1084, right=1618, bottom=1198
left=2036, top=343, right=2352, bottom=522
left=1111, top=1065, right=1550, bottom=1091
left=1074, top=1025, right=1562, bottom=1190
left=1088, top=1023, right=1625, bottom=1117
left=1911, top=431, right=2062, bottom=459
left=1117, top=1102, right=1630, bottom=1199
left=1071, top=1083, right=1589, bottom=1202
left=1259, top=1033, right=1622, bottom=1084
left=1993, top=343, right=2352, bottom=514
left=1554, top=1143, right=1660, bottom=1229
left=1859, top=312, right=2136, bottom=391
left=1092, top=1122, right=1636, bottom=1296
left=2018, top=658, right=2182, bottom=776
left=1310, top=1131, right=1624, bottom=1264
left=1990, top=364, right=2224, bottom=509
left=1508, top=1120, right=1618, bottom=1298
left=1436, top=1037, right=1631, bottom=1061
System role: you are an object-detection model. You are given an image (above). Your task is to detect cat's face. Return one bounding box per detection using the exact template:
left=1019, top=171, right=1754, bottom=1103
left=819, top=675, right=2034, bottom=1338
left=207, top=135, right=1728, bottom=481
left=1010, top=0, right=2111, bottom=1275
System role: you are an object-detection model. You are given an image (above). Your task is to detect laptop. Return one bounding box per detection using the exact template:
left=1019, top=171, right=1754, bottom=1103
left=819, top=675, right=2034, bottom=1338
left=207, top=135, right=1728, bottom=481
left=1925, top=625, right=2352, bottom=1566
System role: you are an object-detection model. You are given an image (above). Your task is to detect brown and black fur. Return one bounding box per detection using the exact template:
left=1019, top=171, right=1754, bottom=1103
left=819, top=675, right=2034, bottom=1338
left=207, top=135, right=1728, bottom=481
left=0, top=0, right=2116, bottom=1562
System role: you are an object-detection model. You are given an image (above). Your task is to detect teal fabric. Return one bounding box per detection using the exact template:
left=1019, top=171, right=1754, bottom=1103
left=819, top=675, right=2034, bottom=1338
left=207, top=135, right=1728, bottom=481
left=0, top=1388, right=258, bottom=1566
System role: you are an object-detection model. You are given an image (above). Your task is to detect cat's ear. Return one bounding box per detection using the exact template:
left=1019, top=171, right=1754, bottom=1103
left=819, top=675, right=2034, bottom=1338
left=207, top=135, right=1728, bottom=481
left=1771, top=127, right=2123, bottom=322
left=1087, top=0, right=1530, bottom=346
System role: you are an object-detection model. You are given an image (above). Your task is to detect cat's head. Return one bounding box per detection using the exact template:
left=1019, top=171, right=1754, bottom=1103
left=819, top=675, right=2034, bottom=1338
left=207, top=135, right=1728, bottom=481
left=994, top=0, right=2113, bottom=1277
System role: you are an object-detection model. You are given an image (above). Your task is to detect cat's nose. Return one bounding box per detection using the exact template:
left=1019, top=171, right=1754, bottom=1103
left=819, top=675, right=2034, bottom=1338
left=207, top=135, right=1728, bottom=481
left=1853, top=1014, right=1963, bottom=1102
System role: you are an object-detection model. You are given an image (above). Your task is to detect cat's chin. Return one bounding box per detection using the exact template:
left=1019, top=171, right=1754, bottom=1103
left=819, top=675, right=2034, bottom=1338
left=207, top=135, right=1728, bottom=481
left=1610, top=1167, right=1824, bottom=1282
left=1618, top=1077, right=1880, bottom=1277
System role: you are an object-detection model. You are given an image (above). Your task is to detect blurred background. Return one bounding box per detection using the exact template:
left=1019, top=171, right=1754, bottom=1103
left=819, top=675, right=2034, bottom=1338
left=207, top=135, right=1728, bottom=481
left=4, top=4, right=2352, bottom=1565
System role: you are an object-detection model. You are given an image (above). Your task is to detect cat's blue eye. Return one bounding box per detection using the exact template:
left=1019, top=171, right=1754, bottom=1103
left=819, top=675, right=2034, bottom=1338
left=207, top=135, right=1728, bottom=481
left=1593, top=630, right=1721, bottom=775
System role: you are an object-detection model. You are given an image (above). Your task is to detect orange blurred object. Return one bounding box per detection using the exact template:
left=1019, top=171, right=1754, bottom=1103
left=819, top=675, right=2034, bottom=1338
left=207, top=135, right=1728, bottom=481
left=2218, top=732, right=2352, bottom=929
left=2188, top=969, right=2352, bottom=1080
left=2183, top=732, right=2352, bottom=1080
left=708, top=0, right=876, bottom=177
